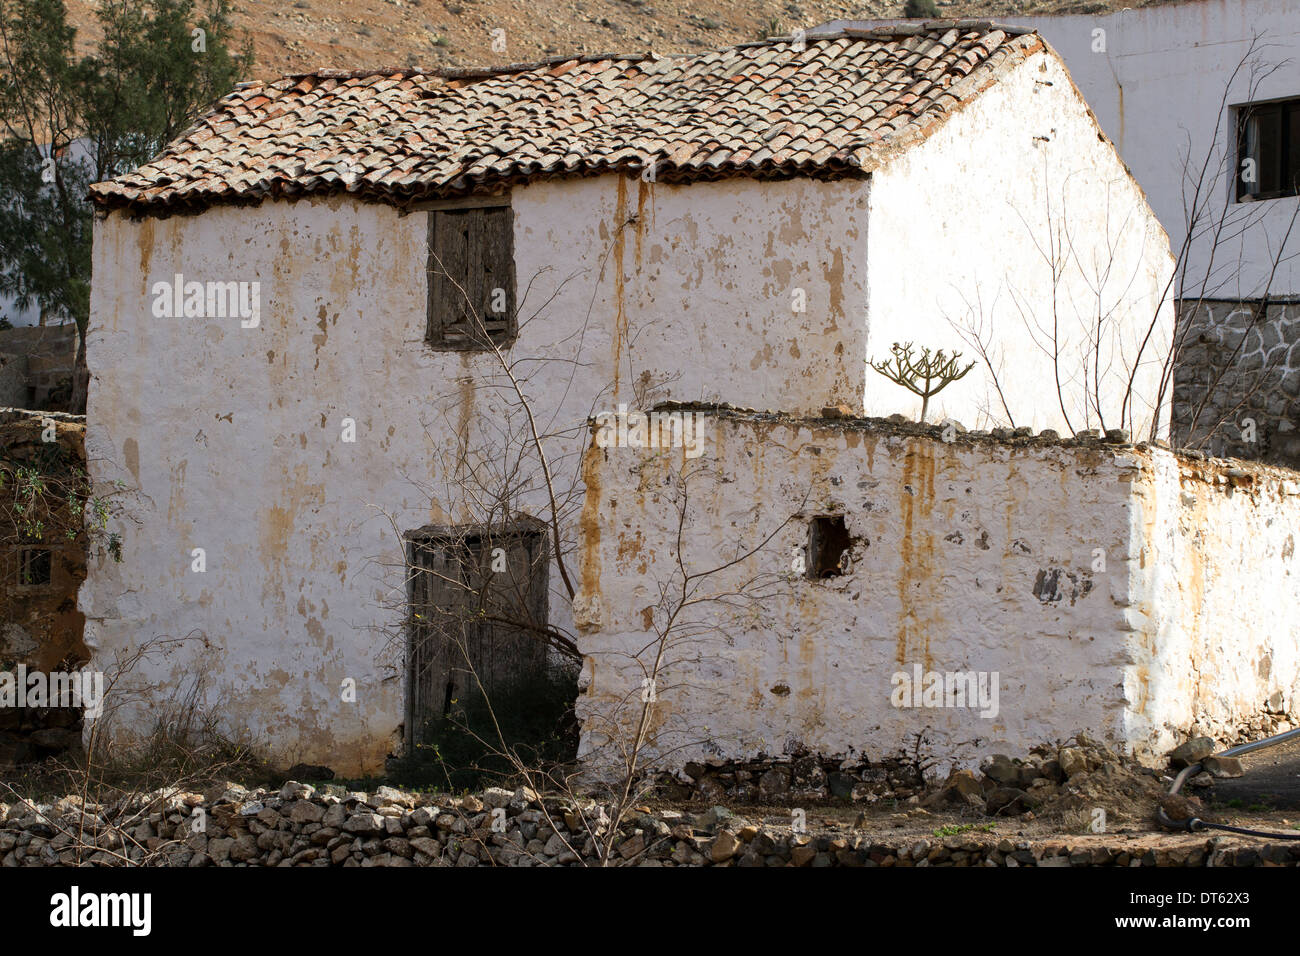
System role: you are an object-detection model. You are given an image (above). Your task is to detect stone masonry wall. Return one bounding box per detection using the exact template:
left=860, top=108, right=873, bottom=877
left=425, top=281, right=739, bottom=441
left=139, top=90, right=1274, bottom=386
left=2, top=778, right=1296, bottom=867
left=0, top=354, right=26, bottom=409
left=5, top=780, right=1294, bottom=868
left=0, top=409, right=90, bottom=765
left=1172, top=299, right=1300, bottom=467
left=0, top=325, right=77, bottom=412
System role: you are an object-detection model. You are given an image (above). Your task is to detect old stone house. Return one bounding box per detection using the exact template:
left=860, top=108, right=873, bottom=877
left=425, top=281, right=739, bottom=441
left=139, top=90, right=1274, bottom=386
left=84, top=22, right=1175, bottom=774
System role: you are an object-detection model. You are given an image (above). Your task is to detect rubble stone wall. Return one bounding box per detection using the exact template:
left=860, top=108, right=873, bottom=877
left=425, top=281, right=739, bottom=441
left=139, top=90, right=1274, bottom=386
left=0, top=325, right=77, bottom=411
left=0, top=408, right=89, bottom=764
left=1172, top=298, right=1300, bottom=468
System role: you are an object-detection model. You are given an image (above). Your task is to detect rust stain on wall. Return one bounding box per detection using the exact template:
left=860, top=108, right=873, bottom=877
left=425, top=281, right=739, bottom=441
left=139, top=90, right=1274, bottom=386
left=165, top=459, right=188, bottom=524
left=611, top=176, right=629, bottom=401
left=617, top=528, right=647, bottom=574
left=123, top=437, right=140, bottom=486
left=578, top=442, right=605, bottom=610
left=313, top=304, right=338, bottom=364
left=635, top=178, right=650, bottom=269
left=823, top=246, right=845, bottom=333
left=896, top=440, right=938, bottom=670
left=258, top=463, right=325, bottom=600
left=136, top=217, right=155, bottom=276
left=444, top=353, right=478, bottom=508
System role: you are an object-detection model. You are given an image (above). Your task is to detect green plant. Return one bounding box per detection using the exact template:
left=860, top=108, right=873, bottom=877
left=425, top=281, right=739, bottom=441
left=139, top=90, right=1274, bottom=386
left=904, top=0, right=939, bottom=18
left=870, top=341, right=976, bottom=423
left=756, top=15, right=781, bottom=40
left=932, top=822, right=995, bottom=837
left=388, top=667, right=579, bottom=791
left=0, top=433, right=121, bottom=559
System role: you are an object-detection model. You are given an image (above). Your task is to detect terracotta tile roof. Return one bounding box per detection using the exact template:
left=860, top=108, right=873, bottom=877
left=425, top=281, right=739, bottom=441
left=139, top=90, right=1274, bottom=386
left=90, top=21, right=1044, bottom=215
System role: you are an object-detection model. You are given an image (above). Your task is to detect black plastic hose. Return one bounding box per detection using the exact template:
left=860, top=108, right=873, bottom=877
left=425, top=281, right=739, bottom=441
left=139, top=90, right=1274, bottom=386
left=1157, top=726, right=1300, bottom=840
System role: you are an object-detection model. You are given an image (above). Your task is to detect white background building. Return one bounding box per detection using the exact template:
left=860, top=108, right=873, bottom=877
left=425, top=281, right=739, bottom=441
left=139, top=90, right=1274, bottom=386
left=817, top=1, right=1300, bottom=299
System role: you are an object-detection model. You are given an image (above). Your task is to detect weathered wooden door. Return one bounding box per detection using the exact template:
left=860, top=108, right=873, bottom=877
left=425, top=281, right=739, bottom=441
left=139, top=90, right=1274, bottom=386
left=405, top=526, right=549, bottom=750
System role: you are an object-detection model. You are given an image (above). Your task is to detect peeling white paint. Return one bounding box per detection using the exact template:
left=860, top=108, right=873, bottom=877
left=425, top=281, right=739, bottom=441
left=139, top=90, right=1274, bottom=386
left=83, top=177, right=871, bottom=772
left=1123, top=452, right=1300, bottom=755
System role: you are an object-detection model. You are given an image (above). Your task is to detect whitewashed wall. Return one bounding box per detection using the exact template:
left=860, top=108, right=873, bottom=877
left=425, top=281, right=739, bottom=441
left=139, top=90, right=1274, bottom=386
left=575, top=413, right=1300, bottom=771
left=865, top=48, right=1175, bottom=435
left=83, top=176, right=869, bottom=773
left=1006, top=0, right=1300, bottom=300
left=1123, top=450, right=1300, bottom=755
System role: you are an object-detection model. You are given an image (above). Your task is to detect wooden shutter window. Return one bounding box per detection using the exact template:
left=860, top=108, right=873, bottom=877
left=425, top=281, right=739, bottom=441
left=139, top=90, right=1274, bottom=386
left=426, top=203, right=517, bottom=349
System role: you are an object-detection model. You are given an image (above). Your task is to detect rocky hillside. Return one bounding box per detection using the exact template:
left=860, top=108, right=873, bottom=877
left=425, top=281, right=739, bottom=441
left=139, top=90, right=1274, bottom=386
left=68, top=0, right=1178, bottom=80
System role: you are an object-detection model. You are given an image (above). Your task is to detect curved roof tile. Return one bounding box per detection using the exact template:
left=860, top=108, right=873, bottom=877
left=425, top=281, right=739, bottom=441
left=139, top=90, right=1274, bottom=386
left=90, top=21, right=1043, bottom=215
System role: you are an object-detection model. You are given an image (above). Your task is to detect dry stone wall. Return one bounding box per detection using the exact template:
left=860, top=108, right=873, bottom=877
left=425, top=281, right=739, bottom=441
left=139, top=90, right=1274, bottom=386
left=0, top=726, right=1291, bottom=867
left=1, top=778, right=1296, bottom=868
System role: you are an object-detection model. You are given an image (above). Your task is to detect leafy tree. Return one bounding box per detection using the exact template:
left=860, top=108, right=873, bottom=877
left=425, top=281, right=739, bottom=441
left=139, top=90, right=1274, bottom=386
left=0, top=0, right=250, bottom=411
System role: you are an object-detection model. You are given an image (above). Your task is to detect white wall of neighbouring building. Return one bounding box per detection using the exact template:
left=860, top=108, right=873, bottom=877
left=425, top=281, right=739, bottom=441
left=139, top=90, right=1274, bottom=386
left=818, top=2, right=1300, bottom=298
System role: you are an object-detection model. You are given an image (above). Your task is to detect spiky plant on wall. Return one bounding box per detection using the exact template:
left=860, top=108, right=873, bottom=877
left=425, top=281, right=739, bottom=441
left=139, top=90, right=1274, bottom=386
left=869, top=341, right=976, bottom=423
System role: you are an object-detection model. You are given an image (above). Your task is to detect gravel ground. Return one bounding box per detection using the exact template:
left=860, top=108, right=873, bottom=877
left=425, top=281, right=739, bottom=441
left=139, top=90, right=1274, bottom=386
left=1207, top=734, right=1300, bottom=812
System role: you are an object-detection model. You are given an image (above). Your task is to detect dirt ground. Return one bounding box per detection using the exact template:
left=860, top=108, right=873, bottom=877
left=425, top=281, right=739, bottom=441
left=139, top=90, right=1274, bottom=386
left=645, top=737, right=1300, bottom=852
left=716, top=801, right=1300, bottom=853
left=1209, top=735, right=1300, bottom=811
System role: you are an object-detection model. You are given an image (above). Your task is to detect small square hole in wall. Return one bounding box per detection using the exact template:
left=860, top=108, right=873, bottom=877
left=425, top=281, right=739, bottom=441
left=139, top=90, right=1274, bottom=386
left=808, top=516, right=851, bottom=579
